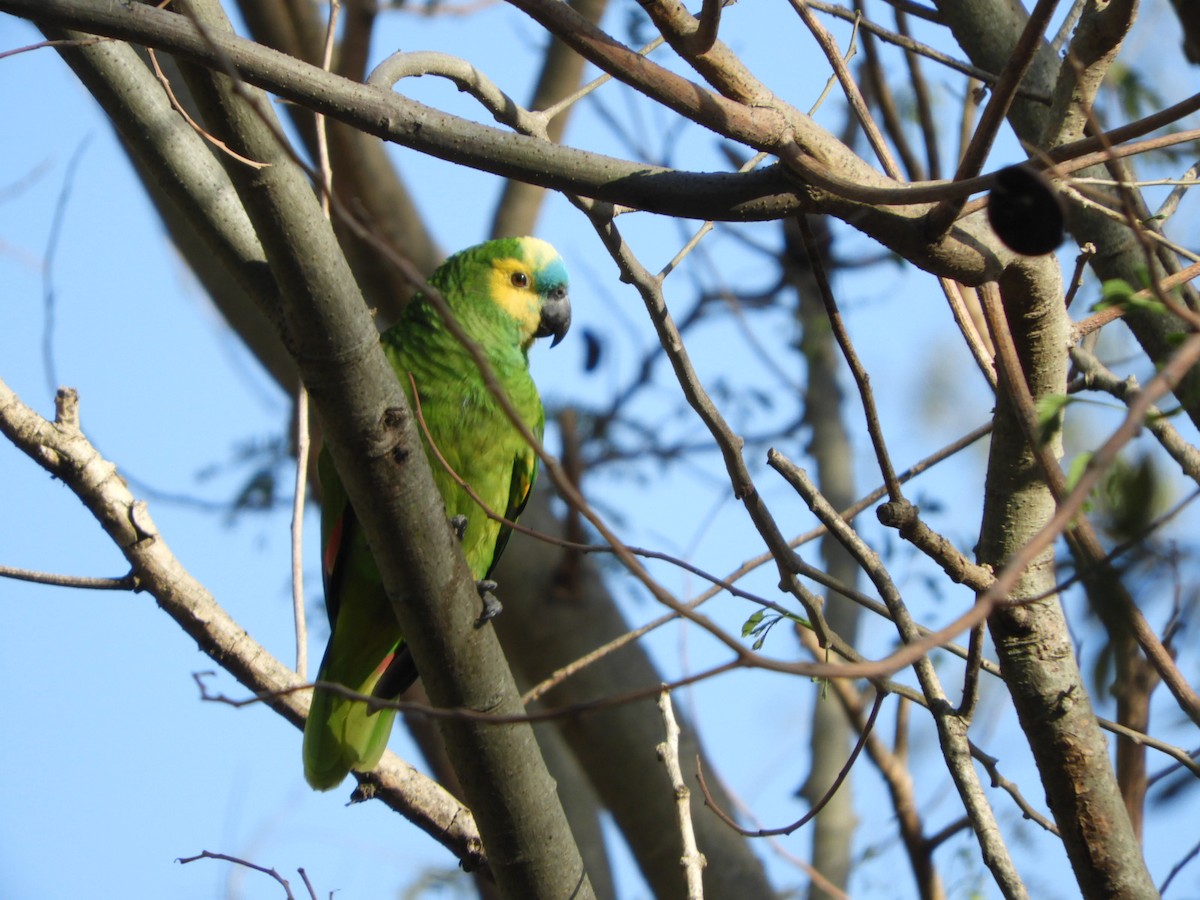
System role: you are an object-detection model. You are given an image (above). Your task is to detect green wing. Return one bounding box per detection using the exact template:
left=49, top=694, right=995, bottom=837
left=489, top=409, right=542, bottom=576
left=302, top=451, right=412, bottom=791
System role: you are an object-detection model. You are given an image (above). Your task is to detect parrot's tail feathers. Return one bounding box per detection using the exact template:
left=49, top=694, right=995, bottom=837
left=372, top=646, right=419, bottom=701
left=302, top=680, right=397, bottom=791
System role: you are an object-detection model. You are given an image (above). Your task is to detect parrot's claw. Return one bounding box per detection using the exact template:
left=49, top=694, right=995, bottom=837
left=449, top=515, right=468, bottom=542
left=475, top=579, right=502, bottom=627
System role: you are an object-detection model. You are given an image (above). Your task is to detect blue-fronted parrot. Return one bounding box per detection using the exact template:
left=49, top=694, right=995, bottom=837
left=303, top=237, right=571, bottom=790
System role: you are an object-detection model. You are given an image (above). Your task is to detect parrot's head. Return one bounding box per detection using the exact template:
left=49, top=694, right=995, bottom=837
left=487, top=236, right=571, bottom=350
left=435, top=237, right=571, bottom=352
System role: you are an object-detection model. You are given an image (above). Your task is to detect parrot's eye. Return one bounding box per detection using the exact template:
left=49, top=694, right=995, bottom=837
left=510, top=271, right=530, bottom=288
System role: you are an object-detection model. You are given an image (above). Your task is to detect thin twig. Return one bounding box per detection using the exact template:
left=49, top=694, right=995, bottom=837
left=922, top=817, right=971, bottom=852
left=895, top=7, right=940, bottom=180
left=1071, top=346, right=1200, bottom=485
left=196, top=664, right=746, bottom=728
left=1159, top=834, right=1200, bottom=895
left=969, top=744, right=1060, bottom=836
left=1054, top=174, right=1200, bottom=264
left=290, top=381, right=309, bottom=680
left=0, top=35, right=106, bottom=61
left=794, top=626, right=946, bottom=896
left=1153, top=159, right=1200, bottom=224
left=799, top=217, right=902, bottom=498
left=695, top=690, right=883, bottom=837
left=939, top=279, right=996, bottom=389
left=790, top=0, right=901, bottom=180
left=660, top=152, right=770, bottom=281
left=0, top=565, right=137, bottom=590
left=802, top=1, right=1031, bottom=99
left=177, top=850, right=308, bottom=900
left=297, top=868, right=317, bottom=900
left=146, top=48, right=268, bottom=169
left=656, top=690, right=706, bottom=898
left=41, top=137, right=91, bottom=398
left=1051, top=0, right=1088, bottom=53
left=1072, top=258, right=1200, bottom=340
left=956, top=621, right=986, bottom=721
left=1063, top=243, right=1095, bottom=309
left=288, top=0, right=342, bottom=682
left=855, top=0, right=924, bottom=180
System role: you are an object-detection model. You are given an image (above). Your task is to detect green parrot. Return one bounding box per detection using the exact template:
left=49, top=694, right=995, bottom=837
left=303, top=236, right=571, bottom=790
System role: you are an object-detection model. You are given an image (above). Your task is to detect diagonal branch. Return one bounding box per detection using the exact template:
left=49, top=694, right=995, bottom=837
left=0, top=382, right=485, bottom=869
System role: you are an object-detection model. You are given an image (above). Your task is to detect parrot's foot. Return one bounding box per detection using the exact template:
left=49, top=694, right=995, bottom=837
left=475, top=579, right=502, bottom=627
left=449, top=514, right=468, bottom=542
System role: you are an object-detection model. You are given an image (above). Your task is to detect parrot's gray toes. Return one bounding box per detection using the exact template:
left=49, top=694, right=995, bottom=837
left=475, top=579, right=502, bottom=627
left=449, top=514, right=468, bottom=541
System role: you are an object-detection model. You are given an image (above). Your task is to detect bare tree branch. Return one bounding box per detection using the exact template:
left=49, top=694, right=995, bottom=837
left=0, top=382, right=485, bottom=869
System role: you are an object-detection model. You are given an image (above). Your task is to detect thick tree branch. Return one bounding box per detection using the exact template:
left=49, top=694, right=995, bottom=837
left=4, top=0, right=809, bottom=221
left=977, top=261, right=1158, bottom=899
left=166, top=1, right=591, bottom=895
left=0, top=383, right=484, bottom=870
left=6, top=0, right=1018, bottom=287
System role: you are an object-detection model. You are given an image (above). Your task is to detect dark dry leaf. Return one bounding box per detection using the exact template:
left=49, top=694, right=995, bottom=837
left=987, top=165, right=1066, bottom=256
left=581, top=328, right=603, bottom=373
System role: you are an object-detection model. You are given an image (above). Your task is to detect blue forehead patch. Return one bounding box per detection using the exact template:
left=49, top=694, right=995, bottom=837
left=537, top=255, right=569, bottom=292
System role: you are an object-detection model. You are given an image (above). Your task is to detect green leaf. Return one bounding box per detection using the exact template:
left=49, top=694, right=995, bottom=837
left=742, top=607, right=811, bottom=650
left=1092, top=278, right=1135, bottom=311
left=1065, top=452, right=1094, bottom=493
left=1035, top=393, right=1070, bottom=444
left=1092, top=267, right=1171, bottom=315
left=741, top=609, right=765, bottom=638
left=1124, top=293, right=1169, bottom=315
left=1098, top=453, right=1165, bottom=542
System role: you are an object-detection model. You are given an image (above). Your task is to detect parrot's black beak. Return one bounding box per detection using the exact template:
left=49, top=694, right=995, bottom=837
left=536, top=285, right=572, bottom=347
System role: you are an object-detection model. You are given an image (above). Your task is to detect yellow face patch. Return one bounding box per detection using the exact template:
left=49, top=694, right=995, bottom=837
left=487, top=256, right=542, bottom=339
